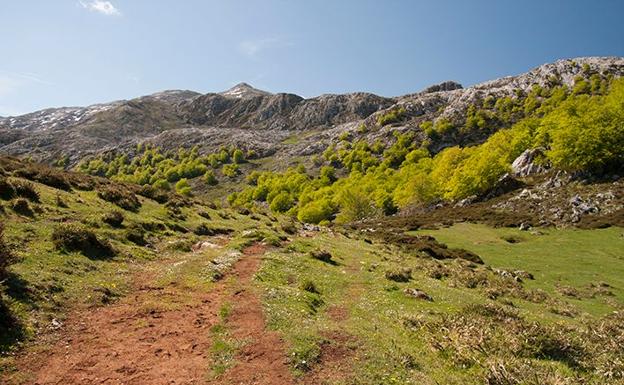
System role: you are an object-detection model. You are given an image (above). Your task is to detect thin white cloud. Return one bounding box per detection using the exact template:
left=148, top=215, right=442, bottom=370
left=79, top=1, right=121, bottom=16
left=0, top=71, right=53, bottom=98
left=0, top=76, right=20, bottom=98
left=0, top=71, right=53, bottom=115
left=238, top=37, right=290, bottom=58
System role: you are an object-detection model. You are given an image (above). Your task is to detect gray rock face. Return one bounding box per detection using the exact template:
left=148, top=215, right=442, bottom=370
left=1, top=57, right=623, bottom=164
left=511, top=149, right=548, bottom=177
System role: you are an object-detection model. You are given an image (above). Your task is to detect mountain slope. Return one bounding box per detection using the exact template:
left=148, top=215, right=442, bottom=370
left=2, top=57, right=622, bottom=165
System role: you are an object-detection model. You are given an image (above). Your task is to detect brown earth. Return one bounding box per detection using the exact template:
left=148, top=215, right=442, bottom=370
left=208, top=244, right=293, bottom=385
left=3, top=242, right=295, bottom=385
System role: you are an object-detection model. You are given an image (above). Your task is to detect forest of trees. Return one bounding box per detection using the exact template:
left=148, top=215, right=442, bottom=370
left=228, top=77, right=624, bottom=223
left=78, top=144, right=249, bottom=195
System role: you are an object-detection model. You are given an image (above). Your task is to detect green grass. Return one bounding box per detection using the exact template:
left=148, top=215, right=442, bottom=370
left=414, top=223, right=624, bottom=316
left=0, top=171, right=274, bottom=355
left=208, top=301, right=240, bottom=377
left=255, top=226, right=624, bottom=384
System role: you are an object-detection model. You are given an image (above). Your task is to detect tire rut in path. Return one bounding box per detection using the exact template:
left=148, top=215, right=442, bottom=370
left=208, top=243, right=293, bottom=385
left=5, top=244, right=294, bottom=385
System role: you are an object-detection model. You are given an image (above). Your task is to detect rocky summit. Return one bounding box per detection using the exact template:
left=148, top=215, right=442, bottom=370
left=2, top=57, right=622, bottom=166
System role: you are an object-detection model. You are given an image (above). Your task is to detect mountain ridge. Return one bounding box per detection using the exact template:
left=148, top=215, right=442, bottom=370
left=0, top=56, right=623, bottom=165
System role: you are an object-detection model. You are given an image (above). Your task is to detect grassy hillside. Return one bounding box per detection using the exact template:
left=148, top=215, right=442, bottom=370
left=255, top=226, right=623, bottom=384
left=2, top=77, right=624, bottom=382
left=0, top=156, right=284, bottom=354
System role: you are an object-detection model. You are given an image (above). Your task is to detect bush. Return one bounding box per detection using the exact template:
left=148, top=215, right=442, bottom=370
left=97, top=185, right=141, bottom=211
left=12, top=199, right=34, bottom=217
left=297, top=199, right=334, bottom=224
left=222, top=164, right=240, bottom=178
left=0, top=223, right=16, bottom=282
left=102, top=211, right=124, bottom=227
left=310, top=249, right=335, bottom=264
left=12, top=180, right=40, bottom=202
left=377, top=106, right=407, bottom=126
left=385, top=268, right=412, bottom=282
left=175, top=178, right=192, bottom=196
left=300, top=279, right=320, bottom=294
left=0, top=223, right=18, bottom=332
left=51, top=223, right=116, bottom=259
left=193, top=223, right=214, bottom=236
left=203, top=170, right=218, bottom=186
left=138, top=184, right=169, bottom=203
left=14, top=166, right=72, bottom=191
left=270, top=192, right=293, bottom=213
left=232, top=149, right=245, bottom=164
left=126, top=227, right=147, bottom=246
left=0, top=178, right=16, bottom=200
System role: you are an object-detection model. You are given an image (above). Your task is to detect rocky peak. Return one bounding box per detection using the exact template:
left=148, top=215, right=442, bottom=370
left=220, top=82, right=272, bottom=99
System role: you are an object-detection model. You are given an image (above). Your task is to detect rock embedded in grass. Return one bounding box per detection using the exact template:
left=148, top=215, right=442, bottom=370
left=404, top=288, right=433, bottom=301
left=310, top=249, right=334, bottom=264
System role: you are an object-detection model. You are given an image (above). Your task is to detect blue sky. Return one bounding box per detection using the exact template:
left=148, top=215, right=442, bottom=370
left=1, top=0, right=623, bottom=116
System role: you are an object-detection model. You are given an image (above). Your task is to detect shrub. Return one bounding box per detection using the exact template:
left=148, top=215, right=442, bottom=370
left=297, top=199, right=334, bottom=224
left=138, top=184, right=169, bottom=203
left=97, top=185, right=141, bottom=211
left=385, top=268, right=412, bottom=282
left=0, top=223, right=17, bottom=282
left=102, top=211, right=124, bottom=228
left=300, top=279, right=320, bottom=294
left=51, top=223, right=116, bottom=259
left=203, top=170, right=218, bottom=186
left=377, top=106, right=407, bottom=126
left=194, top=223, right=214, bottom=236
left=14, top=166, right=72, bottom=191
left=310, top=249, right=335, bottom=264
left=0, top=223, right=18, bottom=332
left=55, top=194, right=68, bottom=208
left=12, top=199, right=34, bottom=217
left=0, top=178, right=16, bottom=200
left=126, top=227, right=147, bottom=246
left=222, top=164, right=240, bottom=178
left=12, top=180, right=39, bottom=202
left=232, top=149, right=245, bottom=164
left=175, top=178, right=192, bottom=196
left=269, top=192, right=294, bottom=213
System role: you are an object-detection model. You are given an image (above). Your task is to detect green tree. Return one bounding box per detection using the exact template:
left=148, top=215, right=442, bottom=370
left=203, top=170, right=218, bottom=186
left=269, top=192, right=294, bottom=213
left=175, top=178, right=192, bottom=196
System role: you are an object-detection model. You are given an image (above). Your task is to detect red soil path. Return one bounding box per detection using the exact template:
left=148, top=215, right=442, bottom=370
left=4, top=243, right=294, bottom=385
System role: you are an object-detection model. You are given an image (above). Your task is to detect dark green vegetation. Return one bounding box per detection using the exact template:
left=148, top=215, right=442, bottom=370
left=229, top=78, right=624, bottom=224
left=78, top=144, right=252, bottom=196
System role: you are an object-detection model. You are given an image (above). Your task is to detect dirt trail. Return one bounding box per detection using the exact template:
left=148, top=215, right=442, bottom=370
left=208, top=243, right=293, bottom=385
left=5, top=243, right=294, bottom=385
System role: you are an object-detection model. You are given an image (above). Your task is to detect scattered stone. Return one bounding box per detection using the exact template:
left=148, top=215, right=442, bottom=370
left=191, top=240, right=220, bottom=252
left=303, top=223, right=320, bottom=232
left=511, top=149, right=547, bottom=177
left=492, top=268, right=534, bottom=282
left=519, top=222, right=531, bottom=231
left=569, top=195, right=583, bottom=206
left=404, top=288, right=433, bottom=301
